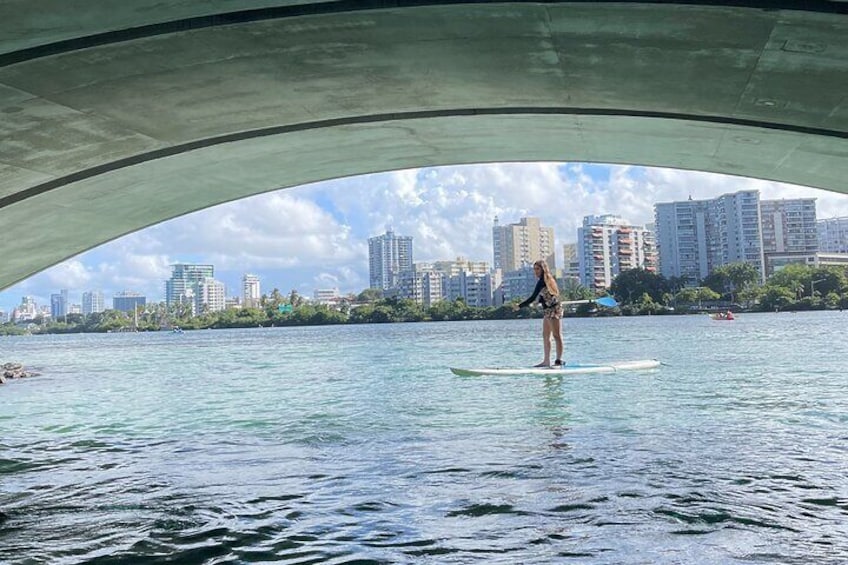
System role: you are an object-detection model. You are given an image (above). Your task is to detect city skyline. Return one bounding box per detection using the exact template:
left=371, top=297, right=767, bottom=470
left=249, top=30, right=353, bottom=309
left=1, top=162, right=847, bottom=313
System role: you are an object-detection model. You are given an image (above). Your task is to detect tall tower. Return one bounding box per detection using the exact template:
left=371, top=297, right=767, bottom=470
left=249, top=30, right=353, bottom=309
left=50, top=289, right=69, bottom=319
left=711, top=190, right=764, bottom=273
left=492, top=217, right=556, bottom=273
left=760, top=198, right=818, bottom=255
left=196, top=277, right=226, bottom=314
left=242, top=274, right=261, bottom=308
left=368, top=229, right=413, bottom=290
left=577, top=215, right=656, bottom=291
left=81, top=290, right=105, bottom=315
left=655, top=190, right=764, bottom=285
left=166, top=264, right=215, bottom=306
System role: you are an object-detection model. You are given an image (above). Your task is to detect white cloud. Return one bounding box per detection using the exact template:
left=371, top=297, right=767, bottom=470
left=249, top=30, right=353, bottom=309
left=44, top=260, right=91, bottom=288
left=141, top=192, right=361, bottom=270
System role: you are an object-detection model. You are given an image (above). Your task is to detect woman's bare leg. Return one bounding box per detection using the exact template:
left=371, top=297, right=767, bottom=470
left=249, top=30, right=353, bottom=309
left=539, top=319, right=552, bottom=366
left=551, top=317, right=563, bottom=363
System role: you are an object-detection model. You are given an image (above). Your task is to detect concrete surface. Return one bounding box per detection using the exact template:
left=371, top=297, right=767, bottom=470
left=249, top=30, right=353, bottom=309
left=1, top=1, right=846, bottom=288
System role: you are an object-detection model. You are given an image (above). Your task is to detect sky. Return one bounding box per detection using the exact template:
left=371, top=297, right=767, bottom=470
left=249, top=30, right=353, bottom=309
left=2, top=162, right=847, bottom=313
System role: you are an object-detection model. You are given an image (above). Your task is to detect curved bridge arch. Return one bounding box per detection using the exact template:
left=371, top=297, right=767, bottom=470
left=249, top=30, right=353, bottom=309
left=1, top=1, right=846, bottom=289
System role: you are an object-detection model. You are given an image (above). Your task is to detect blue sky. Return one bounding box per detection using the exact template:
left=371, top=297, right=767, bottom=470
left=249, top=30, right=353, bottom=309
left=1, top=162, right=847, bottom=313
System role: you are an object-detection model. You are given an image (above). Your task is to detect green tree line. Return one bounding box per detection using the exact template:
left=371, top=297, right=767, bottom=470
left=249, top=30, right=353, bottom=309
left=608, top=262, right=848, bottom=315
left=3, top=263, right=844, bottom=335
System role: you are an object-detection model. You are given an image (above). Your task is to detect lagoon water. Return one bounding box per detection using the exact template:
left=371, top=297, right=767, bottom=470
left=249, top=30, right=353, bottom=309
left=1, top=312, right=847, bottom=564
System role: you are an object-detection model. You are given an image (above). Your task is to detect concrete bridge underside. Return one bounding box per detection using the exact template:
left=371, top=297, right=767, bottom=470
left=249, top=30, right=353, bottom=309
left=1, top=1, right=847, bottom=290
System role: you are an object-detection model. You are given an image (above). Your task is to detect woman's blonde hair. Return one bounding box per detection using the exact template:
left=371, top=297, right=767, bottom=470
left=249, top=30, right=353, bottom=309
left=534, top=260, right=559, bottom=297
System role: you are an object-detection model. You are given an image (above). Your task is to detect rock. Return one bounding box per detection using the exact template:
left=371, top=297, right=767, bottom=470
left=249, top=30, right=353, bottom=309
left=0, top=362, right=36, bottom=382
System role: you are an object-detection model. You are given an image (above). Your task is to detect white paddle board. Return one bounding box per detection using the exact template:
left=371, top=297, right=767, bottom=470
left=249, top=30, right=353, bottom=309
left=450, top=359, right=660, bottom=376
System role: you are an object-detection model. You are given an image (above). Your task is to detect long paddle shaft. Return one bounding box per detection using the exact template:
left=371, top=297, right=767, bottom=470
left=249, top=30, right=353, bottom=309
left=561, top=296, right=619, bottom=308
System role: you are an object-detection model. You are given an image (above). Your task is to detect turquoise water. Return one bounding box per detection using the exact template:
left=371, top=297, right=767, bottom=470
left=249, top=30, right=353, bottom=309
left=1, top=312, right=847, bottom=564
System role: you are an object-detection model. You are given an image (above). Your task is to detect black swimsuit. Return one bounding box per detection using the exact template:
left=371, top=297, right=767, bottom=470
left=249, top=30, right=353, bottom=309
left=520, top=280, right=563, bottom=319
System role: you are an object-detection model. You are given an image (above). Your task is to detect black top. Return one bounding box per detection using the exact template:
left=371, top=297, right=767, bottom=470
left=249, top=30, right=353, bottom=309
left=519, top=279, right=546, bottom=308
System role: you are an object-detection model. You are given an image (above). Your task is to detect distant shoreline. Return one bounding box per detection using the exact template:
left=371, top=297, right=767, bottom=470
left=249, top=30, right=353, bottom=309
left=2, top=307, right=844, bottom=337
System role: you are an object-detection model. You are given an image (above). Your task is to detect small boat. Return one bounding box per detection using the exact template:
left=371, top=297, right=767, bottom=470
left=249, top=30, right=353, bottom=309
left=710, top=311, right=735, bottom=321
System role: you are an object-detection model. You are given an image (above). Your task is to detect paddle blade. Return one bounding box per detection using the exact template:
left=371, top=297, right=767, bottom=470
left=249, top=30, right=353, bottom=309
left=596, top=296, right=619, bottom=308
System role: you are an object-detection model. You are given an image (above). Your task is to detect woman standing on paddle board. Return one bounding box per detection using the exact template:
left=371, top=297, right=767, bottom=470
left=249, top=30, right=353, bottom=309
left=517, top=260, right=563, bottom=367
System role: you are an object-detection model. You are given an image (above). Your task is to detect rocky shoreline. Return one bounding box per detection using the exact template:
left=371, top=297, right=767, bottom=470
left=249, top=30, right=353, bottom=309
left=1, top=362, right=38, bottom=384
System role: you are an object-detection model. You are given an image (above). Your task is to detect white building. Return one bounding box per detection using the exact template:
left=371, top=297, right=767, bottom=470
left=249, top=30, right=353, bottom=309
left=421, top=272, right=446, bottom=307
left=655, top=190, right=764, bottom=285
left=577, top=215, right=657, bottom=291
left=13, top=296, right=38, bottom=322
left=313, top=288, right=341, bottom=305
left=166, top=263, right=214, bottom=307
left=390, top=257, right=495, bottom=308
left=195, top=277, right=226, bottom=314
left=446, top=271, right=493, bottom=307
left=82, top=290, right=105, bottom=315
left=368, top=229, right=413, bottom=290
left=760, top=199, right=818, bottom=255
left=394, top=265, right=446, bottom=308
left=242, top=274, right=261, bottom=308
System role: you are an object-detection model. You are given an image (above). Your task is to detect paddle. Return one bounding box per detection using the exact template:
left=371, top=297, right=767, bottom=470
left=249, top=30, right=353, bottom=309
left=561, top=296, right=619, bottom=308
left=595, top=296, right=619, bottom=308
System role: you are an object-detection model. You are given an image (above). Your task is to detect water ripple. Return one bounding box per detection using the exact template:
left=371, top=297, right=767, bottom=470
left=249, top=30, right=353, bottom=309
left=2, top=315, right=848, bottom=563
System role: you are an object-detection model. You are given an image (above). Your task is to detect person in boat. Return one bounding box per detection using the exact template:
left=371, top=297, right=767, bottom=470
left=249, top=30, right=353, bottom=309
left=517, top=260, right=563, bottom=367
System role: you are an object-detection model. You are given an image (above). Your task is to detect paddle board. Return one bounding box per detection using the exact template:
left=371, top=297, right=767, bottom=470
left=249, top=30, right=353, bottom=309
left=449, top=359, right=660, bottom=376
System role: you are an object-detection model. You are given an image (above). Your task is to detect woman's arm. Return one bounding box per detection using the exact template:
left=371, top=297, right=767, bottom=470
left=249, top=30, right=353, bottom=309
left=518, top=278, right=545, bottom=308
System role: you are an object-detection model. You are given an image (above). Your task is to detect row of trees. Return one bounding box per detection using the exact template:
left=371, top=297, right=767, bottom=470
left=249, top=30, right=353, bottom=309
left=2, top=261, right=844, bottom=334
left=608, top=262, right=848, bottom=315
left=1, top=283, right=609, bottom=334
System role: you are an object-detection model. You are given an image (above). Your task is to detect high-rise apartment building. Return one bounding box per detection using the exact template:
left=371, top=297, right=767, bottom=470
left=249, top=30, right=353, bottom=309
left=492, top=216, right=556, bottom=272
left=242, top=274, right=261, bottom=308
left=760, top=198, right=818, bottom=276
left=394, top=265, right=445, bottom=308
left=760, top=199, right=818, bottom=255
left=166, top=264, right=214, bottom=306
left=577, top=215, right=657, bottom=291
left=818, top=217, right=848, bottom=253
left=393, top=260, right=494, bottom=308
left=655, top=190, right=764, bottom=285
left=50, top=289, right=69, bottom=319
left=368, top=229, right=413, bottom=290
left=81, top=290, right=105, bottom=315
left=195, top=277, right=226, bottom=314
left=446, top=271, right=493, bottom=308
